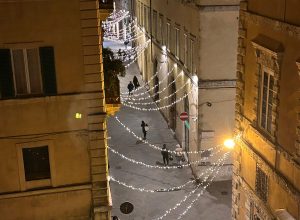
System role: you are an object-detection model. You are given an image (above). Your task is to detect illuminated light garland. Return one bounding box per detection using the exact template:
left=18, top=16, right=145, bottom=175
left=104, top=20, right=137, bottom=37
left=103, top=11, right=130, bottom=27
left=108, top=146, right=223, bottom=170
left=114, top=116, right=220, bottom=154
left=121, top=66, right=175, bottom=99
left=104, top=32, right=145, bottom=44
left=121, top=40, right=150, bottom=62
left=120, top=88, right=193, bottom=111
left=120, top=60, right=167, bottom=95
left=124, top=40, right=151, bottom=68
left=152, top=153, right=229, bottom=220
left=176, top=154, right=230, bottom=219
left=109, top=151, right=225, bottom=193
left=123, top=77, right=189, bottom=105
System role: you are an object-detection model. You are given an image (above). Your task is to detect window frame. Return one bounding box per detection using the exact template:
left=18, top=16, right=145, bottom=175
left=17, top=140, right=56, bottom=191
left=258, top=66, right=275, bottom=134
left=166, top=20, right=171, bottom=51
left=10, top=48, right=43, bottom=96
left=255, top=166, right=268, bottom=203
left=174, top=26, right=180, bottom=59
left=152, top=10, right=158, bottom=39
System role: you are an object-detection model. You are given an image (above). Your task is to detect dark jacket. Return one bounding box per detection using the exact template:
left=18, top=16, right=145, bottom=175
left=161, top=147, right=169, bottom=158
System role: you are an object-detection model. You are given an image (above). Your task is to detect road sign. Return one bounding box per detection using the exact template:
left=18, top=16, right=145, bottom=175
left=179, top=112, right=189, bottom=121
left=120, top=202, right=134, bottom=214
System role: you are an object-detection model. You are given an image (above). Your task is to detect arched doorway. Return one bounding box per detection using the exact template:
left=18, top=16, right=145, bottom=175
left=169, top=74, right=176, bottom=131
left=184, top=95, right=189, bottom=152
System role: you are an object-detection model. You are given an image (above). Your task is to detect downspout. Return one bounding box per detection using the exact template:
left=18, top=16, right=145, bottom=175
left=150, top=0, right=153, bottom=61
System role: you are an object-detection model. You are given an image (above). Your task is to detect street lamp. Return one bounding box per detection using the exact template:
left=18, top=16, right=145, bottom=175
left=224, top=139, right=235, bottom=149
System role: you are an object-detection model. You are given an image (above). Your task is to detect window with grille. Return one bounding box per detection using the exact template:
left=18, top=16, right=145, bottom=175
left=255, top=166, right=268, bottom=202
left=258, top=68, right=275, bottom=134
left=22, top=146, right=51, bottom=181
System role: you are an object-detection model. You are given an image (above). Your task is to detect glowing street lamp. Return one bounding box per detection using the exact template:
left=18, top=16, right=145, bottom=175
left=224, top=139, right=235, bottom=149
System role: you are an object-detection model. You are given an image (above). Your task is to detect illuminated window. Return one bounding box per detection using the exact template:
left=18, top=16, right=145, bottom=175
left=258, top=68, right=275, bottom=134
left=255, top=166, right=268, bottom=202
left=22, top=146, right=51, bottom=181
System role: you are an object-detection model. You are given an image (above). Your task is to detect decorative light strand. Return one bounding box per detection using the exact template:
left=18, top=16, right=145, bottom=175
left=121, top=65, right=175, bottom=100
left=108, top=146, right=223, bottom=170
left=121, top=87, right=193, bottom=111
left=152, top=153, right=229, bottom=220
left=176, top=153, right=230, bottom=219
left=109, top=149, right=225, bottom=193
left=120, top=60, right=167, bottom=95
left=124, top=40, right=151, bottom=68
left=114, top=116, right=220, bottom=154
left=124, top=79, right=189, bottom=106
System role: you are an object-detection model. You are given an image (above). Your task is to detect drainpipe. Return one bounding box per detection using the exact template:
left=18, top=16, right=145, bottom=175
left=150, top=0, right=153, bottom=61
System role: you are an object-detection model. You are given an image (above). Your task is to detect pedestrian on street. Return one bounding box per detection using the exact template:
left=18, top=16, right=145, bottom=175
left=161, top=144, right=169, bottom=166
left=175, top=144, right=184, bottom=168
left=127, top=81, right=134, bottom=95
left=141, top=120, right=148, bottom=139
left=133, top=76, right=140, bottom=89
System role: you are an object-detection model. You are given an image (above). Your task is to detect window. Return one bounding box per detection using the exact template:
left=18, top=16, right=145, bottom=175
left=152, top=10, right=157, bottom=39
left=174, top=27, right=180, bottom=58
left=255, top=166, right=268, bottom=202
left=189, top=38, right=195, bottom=73
left=11, top=48, right=43, bottom=95
left=158, top=14, right=163, bottom=43
left=166, top=22, right=171, bottom=51
left=259, top=68, right=275, bottom=134
left=23, top=146, right=50, bottom=181
left=183, top=33, right=188, bottom=66
left=0, top=47, right=57, bottom=99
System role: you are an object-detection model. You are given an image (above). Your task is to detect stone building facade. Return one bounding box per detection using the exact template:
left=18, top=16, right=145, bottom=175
left=131, top=0, right=239, bottom=179
left=233, top=1, right=300, bottom=219
left=0, top=0, right=112, bottom=219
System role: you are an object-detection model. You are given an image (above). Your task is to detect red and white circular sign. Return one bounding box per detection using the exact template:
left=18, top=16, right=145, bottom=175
left=179, top=112, right=189, bottom=121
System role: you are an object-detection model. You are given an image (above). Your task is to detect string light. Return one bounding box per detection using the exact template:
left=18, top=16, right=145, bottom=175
left=114, top=116, right=220, bottom=154
left=124, top=80, right=189, bottom=106
left=120, top=60, right=167, bottom=95
left=152, top=153, right=229, bottom=220
left=121, top=66, right=175, bottom=99
left=109, top=151, right=226, bottom=193
left=108, top=146, right=223, bottom=170
left=121, top=87, right=193, bottom=111
left=176, top=153, right=231, bottom=219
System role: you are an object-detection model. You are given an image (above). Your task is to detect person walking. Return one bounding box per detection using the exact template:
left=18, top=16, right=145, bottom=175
left=127, top=81, right=134, bottom=95
left=133, top=76, right=140, bottom=89
left=141, top=120, right=148, bottom=140
left=161, top=144, right=169, bottom=166
left=175, top=144, right=184, bottom=168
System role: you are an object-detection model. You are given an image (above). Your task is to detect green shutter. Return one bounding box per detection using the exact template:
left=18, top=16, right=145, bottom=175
left=0, top=49, right=15, bottom=99
left=39, top=47, right=57, bottom=95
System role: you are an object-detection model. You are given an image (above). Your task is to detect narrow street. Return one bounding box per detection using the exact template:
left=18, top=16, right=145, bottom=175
left=107, top=61, right=232, bottom=220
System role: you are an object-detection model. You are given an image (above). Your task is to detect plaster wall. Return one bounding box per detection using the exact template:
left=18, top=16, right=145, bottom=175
left=0, top=189, right=91, bottom=220
left=0, top=0, right=85, bottom=93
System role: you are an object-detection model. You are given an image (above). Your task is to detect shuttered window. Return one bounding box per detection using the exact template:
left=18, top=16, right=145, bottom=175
left=0, top=46, right=57, bottom=99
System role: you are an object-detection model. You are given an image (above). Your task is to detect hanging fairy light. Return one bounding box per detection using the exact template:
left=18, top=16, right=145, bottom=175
left=108, top=146, right=223, bottom=170
left=121, top=64, right=175, bottom=99
left=152, top=153, right=229, bottom=220
left=176, top=154, right=231, bottom=219
left=121, top=87, right=193, bottom=111
left=114, top=116, right=221, bottom=154
left=120, top=60, right=167, bottom=95
left=124, top=79, right=189, bottom=106
left=109, top=152, right=226, bottom=193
